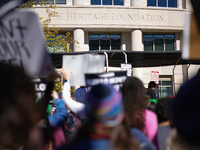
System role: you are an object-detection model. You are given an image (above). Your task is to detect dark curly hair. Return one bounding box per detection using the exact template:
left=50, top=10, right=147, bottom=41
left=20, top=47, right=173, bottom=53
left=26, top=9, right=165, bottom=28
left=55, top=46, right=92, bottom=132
left=148, top=81, right=156, bottom=89
left=122, top=77, right=147, bottom=131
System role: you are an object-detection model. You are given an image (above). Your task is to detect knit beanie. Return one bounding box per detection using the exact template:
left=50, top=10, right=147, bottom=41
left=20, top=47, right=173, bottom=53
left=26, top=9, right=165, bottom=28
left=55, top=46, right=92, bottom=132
left=173, top=74, right=200, bottom=144
left=85, top=84, right=124, bottom=127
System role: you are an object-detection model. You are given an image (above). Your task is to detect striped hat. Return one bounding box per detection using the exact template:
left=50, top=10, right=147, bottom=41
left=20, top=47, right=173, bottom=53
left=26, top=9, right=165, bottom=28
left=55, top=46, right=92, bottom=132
left=85, top=84, right=124, bottom=127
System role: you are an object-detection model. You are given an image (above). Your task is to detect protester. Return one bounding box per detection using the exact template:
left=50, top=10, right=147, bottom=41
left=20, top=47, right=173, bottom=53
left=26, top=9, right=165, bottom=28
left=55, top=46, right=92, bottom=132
left=61, top=69, right=86, bottom=120
left=146, top=81, right=159, bottom=99
left=35, top=91, right=66, bottom=150
left=0, top=63, right=57, bottom=149
left=48, top=91, right=69, bottom=127
left=37, top=116, right=66, bottom=150
left=50, top=90, right=82, bottom=144
left=122, top=77, right=159, bottom=150
left=58, top=69, right=141, bottom=150
left=166, top=74, right=200, bottom=150
left=155, top=97, right=174, bottom=150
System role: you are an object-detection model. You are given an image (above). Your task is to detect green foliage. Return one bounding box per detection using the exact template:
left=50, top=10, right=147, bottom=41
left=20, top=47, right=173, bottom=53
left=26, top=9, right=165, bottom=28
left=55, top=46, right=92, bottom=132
left=20, top=0, right=77, bottom=52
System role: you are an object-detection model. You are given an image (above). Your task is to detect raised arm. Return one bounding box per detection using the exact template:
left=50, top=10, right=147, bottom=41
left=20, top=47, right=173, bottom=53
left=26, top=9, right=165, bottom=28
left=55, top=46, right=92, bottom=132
left=34, top=69, right=58, bottom=124
left=61, top=68, right=86, bottom=119
left=48, top=91, right=69, bottom=127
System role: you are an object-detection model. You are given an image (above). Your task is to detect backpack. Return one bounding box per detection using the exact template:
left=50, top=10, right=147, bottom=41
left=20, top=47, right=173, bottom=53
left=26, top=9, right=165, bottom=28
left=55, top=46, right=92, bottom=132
left=62, top=112, right=81, bottom=143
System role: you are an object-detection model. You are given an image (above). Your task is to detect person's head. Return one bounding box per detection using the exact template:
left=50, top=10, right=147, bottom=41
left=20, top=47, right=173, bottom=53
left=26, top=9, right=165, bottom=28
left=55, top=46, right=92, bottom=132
left=85, top=84, right=124, bottom=127
left=0, top=64, right=36, bottom=149
left=148, top=81, right=156, bottom=89
left=122, top=77, right=147, bottom=130
left=76, top=84, right=140, bottom=150
left=173, top=74, right=200, bottom=146
left=155, top=97, right=173, bottom=124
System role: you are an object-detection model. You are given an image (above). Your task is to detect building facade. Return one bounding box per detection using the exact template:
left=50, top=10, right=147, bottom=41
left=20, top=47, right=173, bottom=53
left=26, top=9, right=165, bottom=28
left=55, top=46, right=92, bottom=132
left=35, top=0, right=199, bottom=97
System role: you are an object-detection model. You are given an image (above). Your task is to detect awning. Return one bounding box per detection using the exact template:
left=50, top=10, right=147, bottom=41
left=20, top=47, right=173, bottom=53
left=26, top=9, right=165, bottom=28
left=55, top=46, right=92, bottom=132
left=50, top=51, right=200, bottom=68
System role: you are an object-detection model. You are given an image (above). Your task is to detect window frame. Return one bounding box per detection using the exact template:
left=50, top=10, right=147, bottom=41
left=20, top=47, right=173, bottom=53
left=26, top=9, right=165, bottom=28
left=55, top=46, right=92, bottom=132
left=143, top=33, right=175, bottom=52
left=158, top=76, right=172, bottom=98
left=147, top=0, right=177, bottom=8
left=89, top=32, right=122, bottom=51
left=91, top=0, right=124, bottom=6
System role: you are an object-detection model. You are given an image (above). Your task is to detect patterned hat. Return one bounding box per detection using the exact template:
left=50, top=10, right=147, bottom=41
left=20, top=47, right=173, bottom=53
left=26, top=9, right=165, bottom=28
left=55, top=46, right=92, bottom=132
left=85, top=84, right=124, bottom=127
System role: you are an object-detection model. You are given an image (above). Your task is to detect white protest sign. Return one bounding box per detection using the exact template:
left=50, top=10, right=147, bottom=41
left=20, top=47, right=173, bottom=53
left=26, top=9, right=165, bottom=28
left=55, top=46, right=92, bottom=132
left=62, top=54, right=105, bottom=86
left=121, top=63, right=132, bottom=76
left=85, top=71, right=127, bottom=91
left=151, top=71, right=159, bottom=84
left=0, top=9, right=54, bottom=77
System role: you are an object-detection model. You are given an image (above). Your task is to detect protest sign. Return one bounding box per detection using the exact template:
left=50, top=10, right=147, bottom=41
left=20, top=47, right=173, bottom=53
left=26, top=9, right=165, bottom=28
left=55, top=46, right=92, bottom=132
left=32, top=78, right=47, bottom=99
left=121, top=63, right=132, bottom=76
left=85, top=71, right=127, bottom=91
left=0, top=9, right=55, bottom=77
left=62, top=54, right=105, bottom=86
left=0, top=0, right=30, bottom=18
left=182, top=12, right=200, bottom=60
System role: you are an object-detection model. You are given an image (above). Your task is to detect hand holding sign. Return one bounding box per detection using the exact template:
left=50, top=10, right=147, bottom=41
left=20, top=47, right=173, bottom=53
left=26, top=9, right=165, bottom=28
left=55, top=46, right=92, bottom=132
left=61, top=67, right=71, bottom=81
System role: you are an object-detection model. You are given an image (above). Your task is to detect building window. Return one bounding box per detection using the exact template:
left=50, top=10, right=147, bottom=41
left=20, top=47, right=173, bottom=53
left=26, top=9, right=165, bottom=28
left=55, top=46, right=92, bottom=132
left=91, top=0, right=123, bottom=5
left=43, top=0, right=66, bottom=4
left=143, top=34, right=175, bottom=51
left=147, top=0, right=177, bottom=8
left=89, top=33, right=121, bottom=50
left=159, top=78, right=172, bottom=98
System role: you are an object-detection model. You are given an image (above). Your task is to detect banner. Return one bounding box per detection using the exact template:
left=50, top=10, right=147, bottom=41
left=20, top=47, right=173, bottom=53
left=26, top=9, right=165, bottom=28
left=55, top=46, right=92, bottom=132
left=121, top=63, right=132, bottom=76
left=0, top=9, right=55, bottom=77
left=32, top=78, right=47, bottom=99
left=85, top=71, right=127, bottom=91
left=62, top=54, right=105, bottom=86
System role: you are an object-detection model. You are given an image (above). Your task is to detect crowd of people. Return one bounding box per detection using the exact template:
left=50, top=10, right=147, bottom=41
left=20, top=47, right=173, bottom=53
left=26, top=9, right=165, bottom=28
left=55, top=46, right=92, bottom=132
left=0, top=63, right=200, bottom=150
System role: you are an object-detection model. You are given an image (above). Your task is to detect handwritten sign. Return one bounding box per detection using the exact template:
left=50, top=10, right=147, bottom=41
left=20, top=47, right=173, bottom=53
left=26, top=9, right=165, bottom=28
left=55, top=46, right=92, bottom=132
left=0, top=9, right=54, bottom=76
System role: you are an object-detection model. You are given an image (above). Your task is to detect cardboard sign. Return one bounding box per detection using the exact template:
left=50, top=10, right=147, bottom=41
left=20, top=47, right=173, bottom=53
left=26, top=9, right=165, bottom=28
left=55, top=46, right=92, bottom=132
left=182, top=12, right=200, bottom=60
left=85, top=71, right=127, bottom=91
left=190, top=0, right=200, bottom=30
left=62, top=54, right=105, bottom=86
left=121, top=63, right=132, bottom=76
left=0, top=9, right=54, bottom=76
left=151, top=71, right=159, bottom=84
